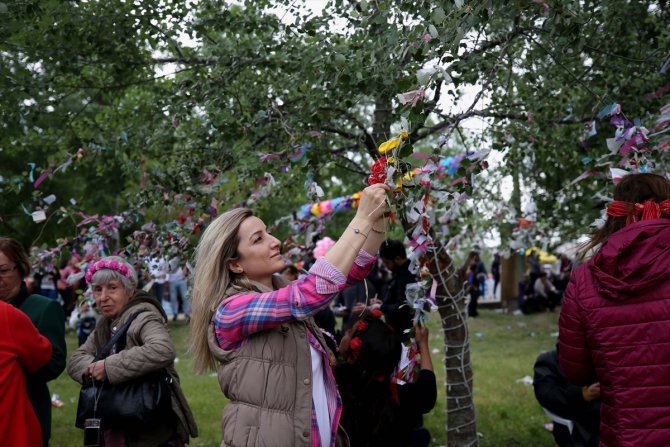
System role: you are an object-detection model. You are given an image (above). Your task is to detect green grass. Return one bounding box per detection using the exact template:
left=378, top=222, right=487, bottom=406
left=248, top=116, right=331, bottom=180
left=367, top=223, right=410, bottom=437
left=50, top=310, right=559, bottom=446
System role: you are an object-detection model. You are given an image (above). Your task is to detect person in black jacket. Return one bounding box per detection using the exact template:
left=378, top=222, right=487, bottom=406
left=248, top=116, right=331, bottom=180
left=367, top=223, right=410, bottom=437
left=392, top=322, right=437, bottom=447
left=379, top=239, right=417, bottom=341
left=336, top=313, right=437, bottom=447
left=533, top=348, right=600, bottom=447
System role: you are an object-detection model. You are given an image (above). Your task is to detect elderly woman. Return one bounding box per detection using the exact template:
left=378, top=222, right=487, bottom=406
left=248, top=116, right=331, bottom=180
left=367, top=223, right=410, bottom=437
left=189, top=183, right=391, bottom=447
left=0, top=237, right=66, bottom=447
left=68, top=256, right=198, bottom=447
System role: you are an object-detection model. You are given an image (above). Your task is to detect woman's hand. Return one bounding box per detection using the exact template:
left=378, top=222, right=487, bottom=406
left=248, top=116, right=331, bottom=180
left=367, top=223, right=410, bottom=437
left=87, top=360, right=107, bottom=381
left=325, top=185, right=391, bottom=276
left=355, top=184, right=391, bottom=223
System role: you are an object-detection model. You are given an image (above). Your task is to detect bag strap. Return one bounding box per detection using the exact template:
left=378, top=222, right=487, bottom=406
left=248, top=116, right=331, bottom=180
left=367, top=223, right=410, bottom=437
left=94, top=310, right=148, bottom=362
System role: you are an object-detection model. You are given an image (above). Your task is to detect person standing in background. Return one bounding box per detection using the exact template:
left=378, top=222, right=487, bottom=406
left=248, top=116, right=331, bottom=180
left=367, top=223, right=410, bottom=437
left=57, top=254, right=82, bottom=318
left=491, top=252, right=501, bottom=298
left=167, top=257, right=190, bottom=321
left=467, top=258, right=481, bottom=317
left=148, top=255, right=170, bottom=313
left=527, top=250, right=542, bottom=288
left=68, top=299, right=98, bottom=347
left=37, top=265, right=60, bottom=301
left=0, top=300, right=53, bottom=447
left=0, top=237, right=66, bottom=447
left=473, top=251, right=487, bottom=296
left=378, top=239, right=417, bottom=341
left=68, top=256, right=198, bottom=445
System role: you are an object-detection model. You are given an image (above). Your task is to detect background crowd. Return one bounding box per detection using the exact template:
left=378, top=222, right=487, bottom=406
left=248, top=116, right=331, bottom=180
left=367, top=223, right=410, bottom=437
left=2, top=173, right=668, bottom=447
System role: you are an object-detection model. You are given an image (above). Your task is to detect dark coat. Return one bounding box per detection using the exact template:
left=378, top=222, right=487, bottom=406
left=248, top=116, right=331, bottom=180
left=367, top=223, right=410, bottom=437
left=534, top=350, right=600, bottom=447
left=335, top=279, right=377, bottom=332
left=559, top=219, right=670, bottom=446
left=381, top=261, right=416, bottom=339
left=10, top=283, right=67, bottom=445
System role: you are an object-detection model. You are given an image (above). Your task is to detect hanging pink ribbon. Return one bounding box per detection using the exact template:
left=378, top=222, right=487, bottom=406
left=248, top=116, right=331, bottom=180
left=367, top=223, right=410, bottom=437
left=34, top=170, right=51, bottom=189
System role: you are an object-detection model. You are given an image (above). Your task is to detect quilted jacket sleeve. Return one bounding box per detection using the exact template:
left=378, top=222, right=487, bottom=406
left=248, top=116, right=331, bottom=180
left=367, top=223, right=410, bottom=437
left=104, top=310, right=176, bottom=384
left=558, top=269, right=596, bottom=386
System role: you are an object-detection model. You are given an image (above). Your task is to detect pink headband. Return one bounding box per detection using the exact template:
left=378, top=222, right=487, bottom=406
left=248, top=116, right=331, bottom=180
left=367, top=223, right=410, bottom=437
left=85, top=259, right=132, bottom=283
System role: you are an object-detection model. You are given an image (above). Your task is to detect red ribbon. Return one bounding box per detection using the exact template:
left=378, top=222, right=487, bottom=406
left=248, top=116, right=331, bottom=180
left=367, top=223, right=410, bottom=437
left=607, top=199, right=670, bottom=225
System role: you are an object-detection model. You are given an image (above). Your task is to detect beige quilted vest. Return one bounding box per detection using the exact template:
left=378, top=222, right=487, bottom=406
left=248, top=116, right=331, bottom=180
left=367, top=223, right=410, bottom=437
left=208, top=275, right=333, bottom=447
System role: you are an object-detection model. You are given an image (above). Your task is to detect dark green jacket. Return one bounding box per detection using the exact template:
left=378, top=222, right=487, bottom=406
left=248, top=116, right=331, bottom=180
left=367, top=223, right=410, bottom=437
left=11, top=283, right=67, bottom=445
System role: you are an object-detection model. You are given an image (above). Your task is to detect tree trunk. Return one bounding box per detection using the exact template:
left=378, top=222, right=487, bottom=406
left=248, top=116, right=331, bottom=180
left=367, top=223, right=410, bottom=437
left=429, top=246, right=479, bottom=446
left=500, top=252, right=524, bottom=308
left=371, top=97, right=392, bottom=154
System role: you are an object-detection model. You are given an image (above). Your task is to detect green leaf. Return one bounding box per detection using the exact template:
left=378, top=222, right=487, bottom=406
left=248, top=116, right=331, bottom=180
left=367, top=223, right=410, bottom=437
left=399, top=143, right=414, bottom=158
left=431, top=7, right=445, bottom=23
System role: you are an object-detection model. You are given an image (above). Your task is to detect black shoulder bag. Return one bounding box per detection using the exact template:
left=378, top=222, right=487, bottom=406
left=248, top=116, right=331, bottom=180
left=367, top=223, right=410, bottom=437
left=75, top=310, right=173, bottom=431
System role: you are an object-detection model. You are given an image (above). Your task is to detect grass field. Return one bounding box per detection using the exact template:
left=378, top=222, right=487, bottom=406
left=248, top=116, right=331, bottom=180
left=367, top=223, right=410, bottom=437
left=49, top=309, right=560, bottom=446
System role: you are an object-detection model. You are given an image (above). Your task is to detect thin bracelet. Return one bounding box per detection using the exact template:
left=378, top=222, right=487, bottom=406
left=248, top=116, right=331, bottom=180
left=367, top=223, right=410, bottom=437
left=348, top=224, right=370, bottom=238
left=370, top=223, right=386, bottom=234
left=371, top=218, right=387, bottom=234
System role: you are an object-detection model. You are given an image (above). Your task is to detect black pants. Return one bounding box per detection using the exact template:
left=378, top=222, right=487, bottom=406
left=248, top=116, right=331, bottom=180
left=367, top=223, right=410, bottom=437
left=468, top=290, right=480, bottom=317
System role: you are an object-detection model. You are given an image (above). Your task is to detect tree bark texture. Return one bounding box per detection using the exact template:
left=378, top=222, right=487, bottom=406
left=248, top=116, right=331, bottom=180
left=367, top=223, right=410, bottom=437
left=429, top=246, right=479, bottom=446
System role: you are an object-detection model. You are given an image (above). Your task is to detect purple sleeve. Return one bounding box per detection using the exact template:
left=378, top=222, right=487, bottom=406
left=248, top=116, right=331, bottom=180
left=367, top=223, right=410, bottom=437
left=214, top=251, right=375, bottom=350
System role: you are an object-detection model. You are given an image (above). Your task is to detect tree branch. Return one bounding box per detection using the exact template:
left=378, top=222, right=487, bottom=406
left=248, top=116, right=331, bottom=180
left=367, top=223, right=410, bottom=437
left=523, top=31, right=601, bottom=99
left=416, top=108, right=593, bottom=139
left=334, top=155, right=368, bottom=176
left=151, top=56, right=218, bottom=65
left=319, top=125, right=360, bottom=141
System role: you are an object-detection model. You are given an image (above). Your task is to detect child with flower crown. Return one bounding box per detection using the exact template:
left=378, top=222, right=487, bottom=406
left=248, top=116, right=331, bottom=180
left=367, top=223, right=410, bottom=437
left=335, top=311, right=436, bottom=447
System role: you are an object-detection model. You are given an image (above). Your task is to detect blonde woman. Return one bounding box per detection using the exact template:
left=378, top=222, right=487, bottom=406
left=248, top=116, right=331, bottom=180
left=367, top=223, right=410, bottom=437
left=190, top=184, right=390, bottom=447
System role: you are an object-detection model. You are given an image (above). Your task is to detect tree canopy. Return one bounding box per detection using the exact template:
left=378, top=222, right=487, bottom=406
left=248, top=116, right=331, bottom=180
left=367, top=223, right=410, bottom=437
left=3, top=2, right=668, bottom=445
left=2, top=0, right=668, bottom=257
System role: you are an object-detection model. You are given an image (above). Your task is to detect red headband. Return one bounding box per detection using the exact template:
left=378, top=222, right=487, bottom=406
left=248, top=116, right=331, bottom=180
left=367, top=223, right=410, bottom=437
left=607, top=199, right=670, bottom=226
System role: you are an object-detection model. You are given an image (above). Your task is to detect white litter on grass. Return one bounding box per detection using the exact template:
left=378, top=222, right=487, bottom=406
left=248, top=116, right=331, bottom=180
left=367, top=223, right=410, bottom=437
left=432, top=348, right=440, bottom=354
left=174, top=357, right=180, bottom=363
left=550, top=331, right=559, bottom=337
left=516, top=375, right=533, bottom=385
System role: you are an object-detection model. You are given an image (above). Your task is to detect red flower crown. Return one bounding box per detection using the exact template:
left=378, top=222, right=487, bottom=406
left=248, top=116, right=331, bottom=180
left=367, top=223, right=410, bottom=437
left=348, top=310, right=384, bottom=360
